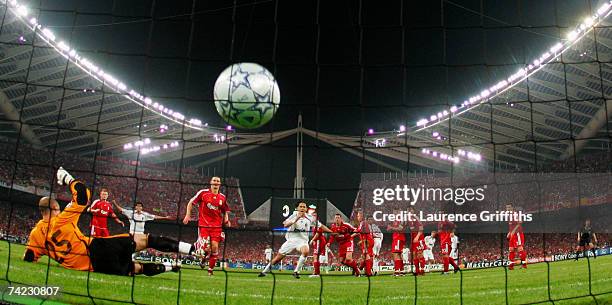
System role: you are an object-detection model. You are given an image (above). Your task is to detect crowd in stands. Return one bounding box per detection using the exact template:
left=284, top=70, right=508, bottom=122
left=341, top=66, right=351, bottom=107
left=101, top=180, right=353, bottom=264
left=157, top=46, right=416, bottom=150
left=0, top=139, right=247, bottom=227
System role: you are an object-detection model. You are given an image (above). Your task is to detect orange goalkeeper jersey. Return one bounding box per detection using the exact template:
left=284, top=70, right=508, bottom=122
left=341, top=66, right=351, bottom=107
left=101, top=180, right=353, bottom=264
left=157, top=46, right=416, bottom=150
left=25, top=180, right=93, bottom=271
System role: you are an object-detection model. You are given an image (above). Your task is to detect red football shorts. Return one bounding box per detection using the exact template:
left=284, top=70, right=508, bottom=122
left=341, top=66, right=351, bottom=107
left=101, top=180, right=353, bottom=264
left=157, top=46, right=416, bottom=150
left=338, top=241, right=354, bottom=258
left=392, top=238, right=405, bottom=253
left=91, top=226, right=109, bottom=238
left=508, top=232, right=525, bottom=248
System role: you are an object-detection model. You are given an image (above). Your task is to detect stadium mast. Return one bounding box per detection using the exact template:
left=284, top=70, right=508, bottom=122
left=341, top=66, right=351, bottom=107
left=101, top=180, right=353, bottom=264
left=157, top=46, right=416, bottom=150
left=294, top=114, right=305, bottom=198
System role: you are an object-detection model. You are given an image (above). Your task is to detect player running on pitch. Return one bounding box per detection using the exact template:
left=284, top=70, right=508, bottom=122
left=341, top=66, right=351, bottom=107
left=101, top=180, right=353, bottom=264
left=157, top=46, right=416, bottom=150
left=327, top=213, right=361, bottom=276
left=354, top=210, right=374, bottom=277
left=438, top=218, right=460, bottom=274
left=450, top=230, right=459, bottom=262
left=368, top=216, right=383, bottom=275
left=506, top=204, right=527, bottom=269
left=308, top=205, right=327, bottom=277
left=423, top=231, right=437, bottom=272
left=409, top=209, right=426, bottom=275
left=24, top=167, right=194, bottom=276
left=387, top=209, right=406, bottom=276
left=259, top=202, right=333, bottom=278
left=575, top=219, right=597, bottom=260
left=183, top=176, right=230, bottom=276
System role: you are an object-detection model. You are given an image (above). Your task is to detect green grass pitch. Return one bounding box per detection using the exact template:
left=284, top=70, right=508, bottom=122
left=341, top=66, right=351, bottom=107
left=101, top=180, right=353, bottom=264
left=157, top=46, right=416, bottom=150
left=1, top=241, right=611, bottom=305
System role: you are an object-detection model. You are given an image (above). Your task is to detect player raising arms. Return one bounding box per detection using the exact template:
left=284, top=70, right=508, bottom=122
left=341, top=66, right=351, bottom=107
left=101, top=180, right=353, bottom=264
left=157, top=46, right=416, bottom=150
left=259, top=201, right=332, bottom=278
left=24, top=167, right=194, bottom=276
left=327, top=213, right=361, bottom=276
left=308, top=205, right=327, bottom=278
left=408, top=208, right=426, bottom=276
left=87, top=187, right=124, bottom=237
left=575, top=219, right=597, bottom=260
left=183, top=176, right=230, bottom=276
left=113, top=201, right=174, bottom=235
left=423, top=231, right=437, bottom=272
left=354, top=210, right=374, bottom=277
left=438, top=218, right=459, bottom=274
left=387, top=209, right=406, bottom=276
left=368, top=216, right=383, bottom=275
left=506, top=204, right=527, bottom=270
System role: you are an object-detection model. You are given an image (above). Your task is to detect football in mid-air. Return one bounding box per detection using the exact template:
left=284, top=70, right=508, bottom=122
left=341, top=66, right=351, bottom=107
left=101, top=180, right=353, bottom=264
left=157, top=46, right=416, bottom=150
left=213, top=62, right=280, bottom=129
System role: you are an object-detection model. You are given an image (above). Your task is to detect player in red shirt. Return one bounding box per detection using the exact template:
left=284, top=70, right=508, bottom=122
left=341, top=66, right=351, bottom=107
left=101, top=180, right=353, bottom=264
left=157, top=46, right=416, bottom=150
left=183, top=176, right=230, bottom=276
left=327, top=213, right=360, bottom=276
left=438, top=218, right=459, bottom=274
left=308, top=205, right=327, bottom=277
left=87, top=187, right=124, bottom=237
left=506, top=204, right=526, bottom=270
left=354, top=210, right=374, bottom=277
left=408, top=209, right=426, bottom=275
left=387, top=209, right=406, bottom=276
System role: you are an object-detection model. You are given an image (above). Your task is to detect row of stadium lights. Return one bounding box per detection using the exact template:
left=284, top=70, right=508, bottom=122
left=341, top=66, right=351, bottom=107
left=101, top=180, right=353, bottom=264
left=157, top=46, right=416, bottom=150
left=411, top=2, right=611, bottom=131
left=367, top=1, right=612, bottom=164
left=7, top=0, right=612, bottom=159
left=6, top=0, right=210, bottom=132
left=420, top=149, right=481, bottom=164
left=122, top=138, right=180, bottom=154
left=6, top=0, right=242, bottom=156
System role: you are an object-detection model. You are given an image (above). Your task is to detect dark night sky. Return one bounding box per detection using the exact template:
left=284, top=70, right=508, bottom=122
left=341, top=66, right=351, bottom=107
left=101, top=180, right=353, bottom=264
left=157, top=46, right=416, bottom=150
left=25, top=0, right=599, bottom=214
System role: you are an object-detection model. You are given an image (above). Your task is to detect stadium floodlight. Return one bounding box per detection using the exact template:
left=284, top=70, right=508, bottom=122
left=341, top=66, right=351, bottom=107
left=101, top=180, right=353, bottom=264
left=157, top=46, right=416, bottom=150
left=567, top=30, right=579, bottom=41
left=399, top=125, right=406, bottom=132
left=15, top=5, right=27, bottom=16
left=430, top=115, right=437, bottom=121
left=417, top=119, right=428, bottom=126
left=367, top=128, right=374, bottom=135
left=598, top=2, right=611, bottom=16
left=422, top=148, right=429, bottom=154
left=432, top=131, right=439, bottom=138
left=41, top=28, right=55, bottom=41
left=450, top=106, right=457, bottom=113
left=6, top=0, right=210, bottom=131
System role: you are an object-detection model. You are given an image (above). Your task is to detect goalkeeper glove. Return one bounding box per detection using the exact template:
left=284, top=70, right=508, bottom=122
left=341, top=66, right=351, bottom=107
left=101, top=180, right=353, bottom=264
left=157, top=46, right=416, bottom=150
left=56, top=167, right=75, bottom=186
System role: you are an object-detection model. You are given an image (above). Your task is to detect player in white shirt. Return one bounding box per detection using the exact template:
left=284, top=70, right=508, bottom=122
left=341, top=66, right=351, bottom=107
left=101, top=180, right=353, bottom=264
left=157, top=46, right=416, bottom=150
left=113, top=201, right=174, bottom=235
left=318, top=245, right=334, bottom=274
left=264, top=245, right=273, bottom=263
left=258, top=202, right=333, bottom=278
left=423, top=231, right=437, bottom=271
left=367, top=217, right=383, bottom=275
left=450, top=231, right=459, bottom=260
left=401, top=247, right=410, bottom=272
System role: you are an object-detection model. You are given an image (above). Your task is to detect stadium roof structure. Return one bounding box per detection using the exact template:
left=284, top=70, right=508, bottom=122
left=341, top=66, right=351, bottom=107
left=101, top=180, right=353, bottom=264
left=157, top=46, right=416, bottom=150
left=1, top=1, right=612, bottom=173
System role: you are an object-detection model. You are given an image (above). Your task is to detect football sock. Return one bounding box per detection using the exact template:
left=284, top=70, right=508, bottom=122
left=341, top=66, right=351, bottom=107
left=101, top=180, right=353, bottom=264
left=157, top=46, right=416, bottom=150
left=373, top=258, right=379, bottom=272
left=393, top=259, right=400, bottom=273
left=314, top=261, right=320, bottom=275
left=449, top=257, right=458, bottom=269
left=294, top=255, right=306, bottom=273
left=365, top=259, right=373, bottom=276
left=591, top=248, right=597, bottom=257
left=419, top=257, right=426, bottom=271
left=142, top=263, right=168, bottom=276
left=413, top=257, right=420, bottom=274
left=262, top=263, right=271, bottom=273
left=209, top=253, right=218, bottom=270
left=519, top=250, right=526, bottom=263
left=509, top=251, right=516, bottom=264
left=443, top=257, right=449, bottom=272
